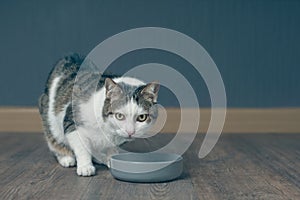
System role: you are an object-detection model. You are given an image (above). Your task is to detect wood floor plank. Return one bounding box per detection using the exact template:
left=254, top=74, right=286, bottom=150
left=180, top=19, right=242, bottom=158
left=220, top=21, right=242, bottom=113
left=186, top=134, right=300, bottom=199
left=238, top=134, right=300, bottom=198
left=0, top=133, right=42, bottom=176
left=0, top=133, right=299, bottom=199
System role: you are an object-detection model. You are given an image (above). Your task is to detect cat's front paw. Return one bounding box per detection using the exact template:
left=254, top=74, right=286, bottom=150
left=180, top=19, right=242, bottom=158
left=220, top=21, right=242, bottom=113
left=58, top=156, right=76, bottom=168
left=77, top=164, right=96, bottom=176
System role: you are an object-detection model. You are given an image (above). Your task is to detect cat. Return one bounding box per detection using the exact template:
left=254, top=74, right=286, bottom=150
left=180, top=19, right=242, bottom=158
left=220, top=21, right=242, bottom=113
left=38, top=53, right=159, bottom=176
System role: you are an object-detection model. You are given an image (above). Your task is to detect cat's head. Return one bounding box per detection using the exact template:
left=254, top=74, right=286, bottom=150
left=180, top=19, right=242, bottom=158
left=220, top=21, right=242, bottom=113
left=102, top=78, right=160, bottom=139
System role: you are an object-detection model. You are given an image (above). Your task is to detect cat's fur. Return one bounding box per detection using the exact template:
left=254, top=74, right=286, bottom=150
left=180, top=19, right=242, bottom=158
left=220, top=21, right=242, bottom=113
left=38, top=53, right=159, bottom=176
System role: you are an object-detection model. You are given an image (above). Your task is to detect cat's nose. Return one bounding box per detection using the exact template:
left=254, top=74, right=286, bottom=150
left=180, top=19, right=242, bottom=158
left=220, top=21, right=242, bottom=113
left=126, top=130, right=135, bottom=136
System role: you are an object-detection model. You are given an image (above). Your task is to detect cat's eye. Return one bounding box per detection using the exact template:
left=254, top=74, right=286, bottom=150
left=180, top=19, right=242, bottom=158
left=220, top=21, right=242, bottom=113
left=137, top=114, right=148, bottom=122
left=115, top=113, right=125, bottom=121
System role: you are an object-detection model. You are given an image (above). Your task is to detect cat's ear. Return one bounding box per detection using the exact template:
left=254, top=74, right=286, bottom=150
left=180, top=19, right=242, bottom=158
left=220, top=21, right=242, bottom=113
left=105, top=78, right=122, bottom=101
left=141, top=81, right=160, bottom=103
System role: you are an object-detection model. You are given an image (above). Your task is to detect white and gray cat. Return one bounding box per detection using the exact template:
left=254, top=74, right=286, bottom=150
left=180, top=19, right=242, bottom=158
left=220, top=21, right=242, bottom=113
left=38, top=54, right=159, bottom=176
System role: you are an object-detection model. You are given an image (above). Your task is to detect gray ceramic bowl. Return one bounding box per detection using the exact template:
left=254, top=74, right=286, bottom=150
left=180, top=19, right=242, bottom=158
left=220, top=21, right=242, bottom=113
left=110, top=152, right=183, bottom=183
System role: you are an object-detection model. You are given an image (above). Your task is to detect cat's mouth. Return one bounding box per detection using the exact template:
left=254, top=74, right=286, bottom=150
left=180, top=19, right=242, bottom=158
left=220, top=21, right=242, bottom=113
left=124, top=136, right=134, bottom=142
left=116, top=132, right=134, bottom=140
left=124, top=133, right=136, bottom=141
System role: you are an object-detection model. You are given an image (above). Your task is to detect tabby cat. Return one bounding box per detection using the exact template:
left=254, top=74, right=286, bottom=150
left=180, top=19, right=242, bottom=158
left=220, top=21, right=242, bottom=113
left=38, top=54, right=159, bottom=176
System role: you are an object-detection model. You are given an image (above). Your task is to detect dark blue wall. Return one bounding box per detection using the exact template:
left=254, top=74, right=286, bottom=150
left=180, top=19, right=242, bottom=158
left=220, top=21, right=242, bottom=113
left=0, top=0, right=299, bottom=107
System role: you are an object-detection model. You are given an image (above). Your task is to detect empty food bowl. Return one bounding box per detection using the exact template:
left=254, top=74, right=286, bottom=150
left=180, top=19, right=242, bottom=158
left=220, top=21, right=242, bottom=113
left=110, top=152, right=183, bottom=183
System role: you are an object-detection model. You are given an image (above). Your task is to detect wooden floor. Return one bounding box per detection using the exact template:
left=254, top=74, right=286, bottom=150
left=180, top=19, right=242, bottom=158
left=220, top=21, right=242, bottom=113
left=0, top=133, right=299, bottom=200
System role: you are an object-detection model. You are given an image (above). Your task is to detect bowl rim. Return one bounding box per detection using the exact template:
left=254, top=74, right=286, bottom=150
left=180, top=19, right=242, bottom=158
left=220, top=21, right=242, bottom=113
left=110, top=152, right=183, bottom=165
